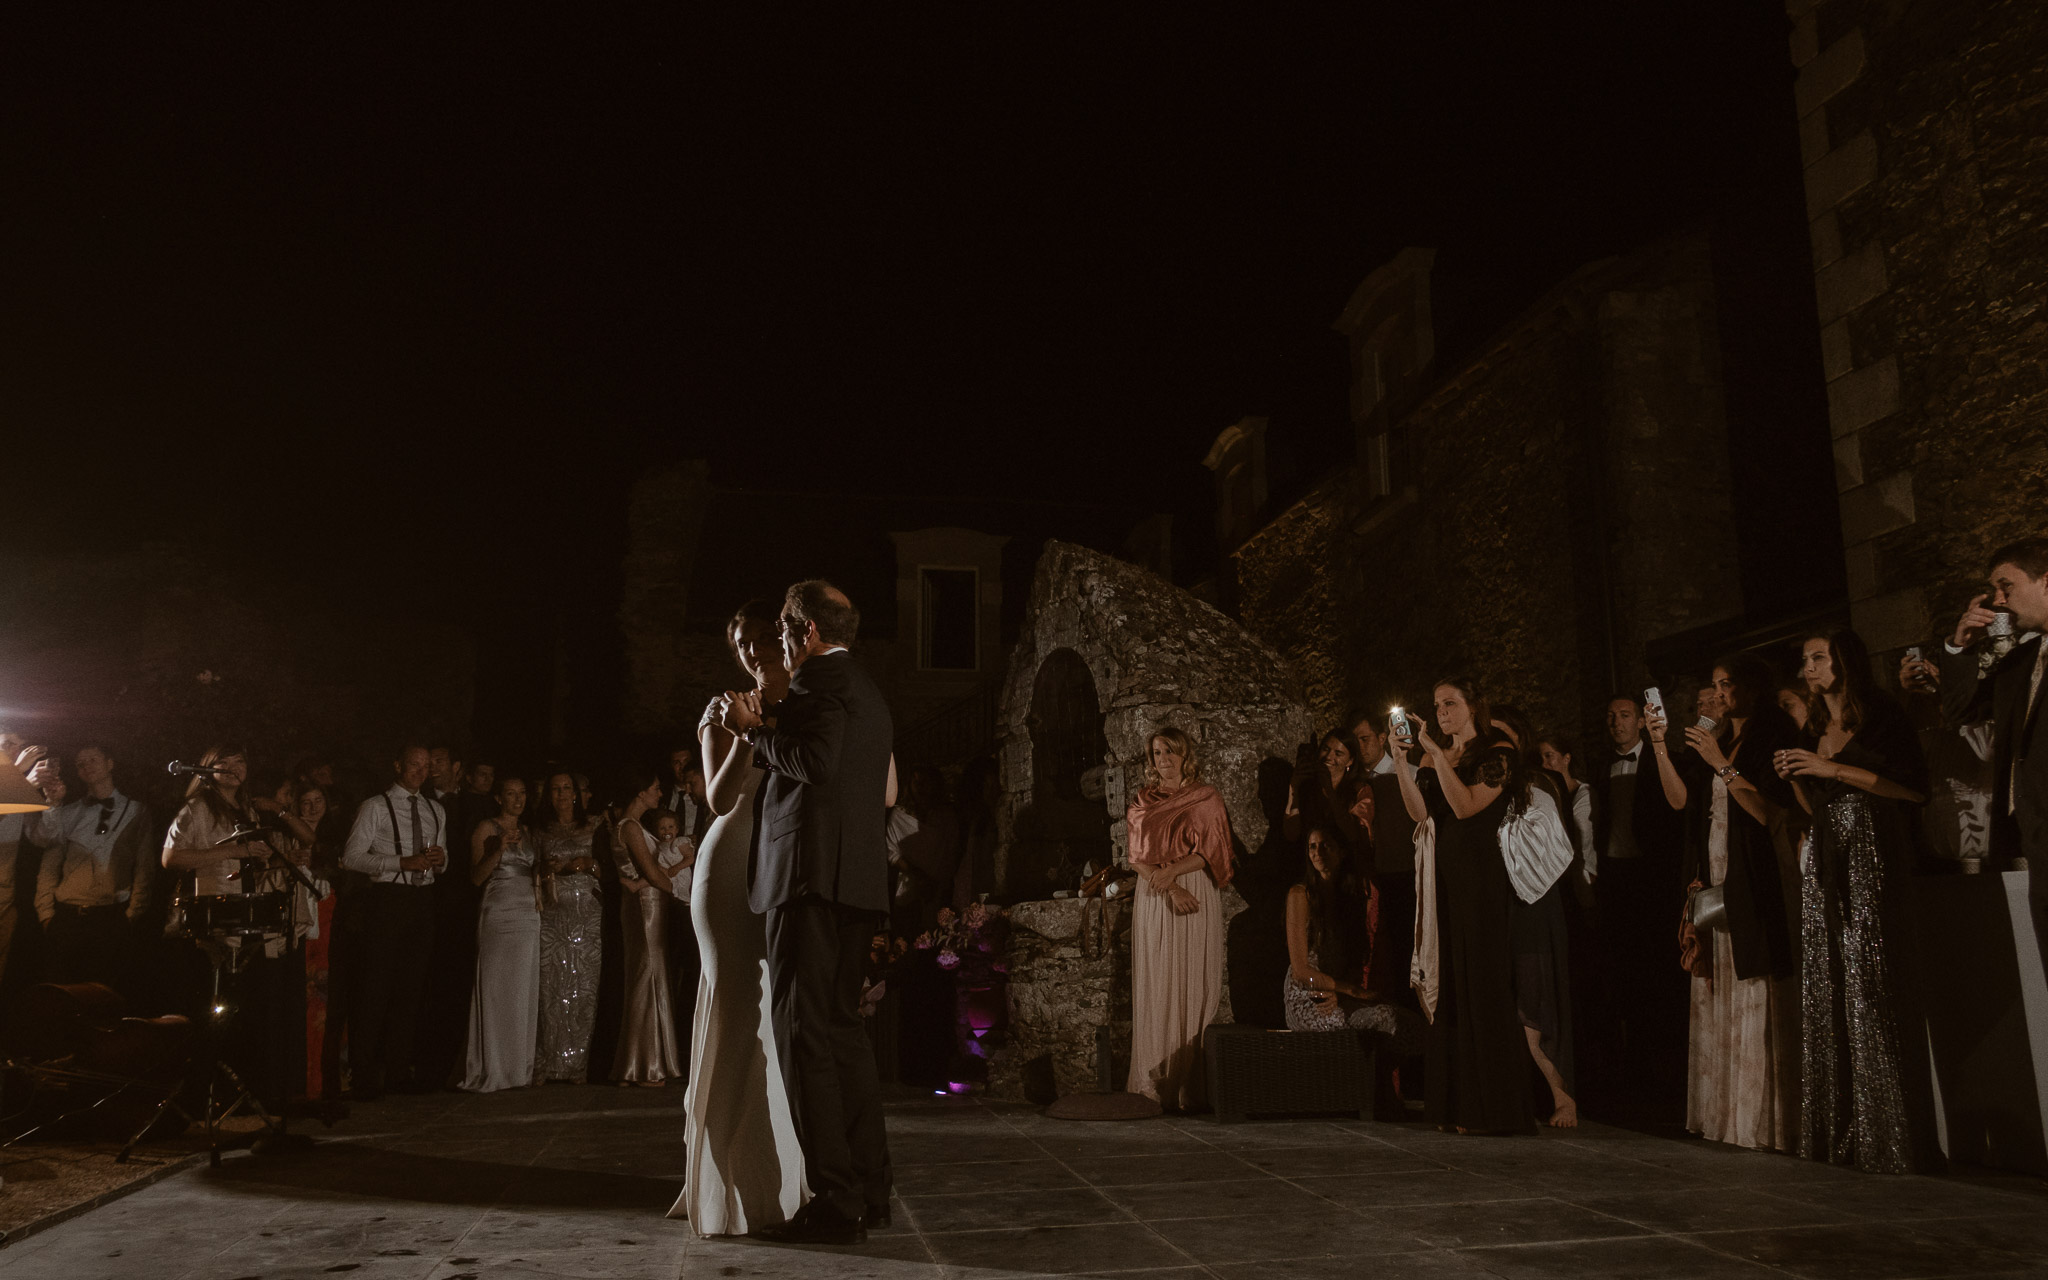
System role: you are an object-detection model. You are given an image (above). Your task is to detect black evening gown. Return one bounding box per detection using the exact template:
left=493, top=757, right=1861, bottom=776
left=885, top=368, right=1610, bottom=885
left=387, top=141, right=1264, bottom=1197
left=1800, top=700, right=1941, bottom=1174
left=1422, top=744, right=1537, bottom=1135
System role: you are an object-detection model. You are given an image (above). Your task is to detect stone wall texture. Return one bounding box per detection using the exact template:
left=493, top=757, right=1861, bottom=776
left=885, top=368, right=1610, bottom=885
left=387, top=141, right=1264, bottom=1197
left=986, top=540, right=1312, bottom=1100
left=1789, top=0, right=2048, bottom=651
left=1232, top=231, right=1744, bottom=751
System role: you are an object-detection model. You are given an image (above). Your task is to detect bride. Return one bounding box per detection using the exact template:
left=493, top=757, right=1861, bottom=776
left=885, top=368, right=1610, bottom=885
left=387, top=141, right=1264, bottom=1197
left=671, top=598, right=808, bottom=1233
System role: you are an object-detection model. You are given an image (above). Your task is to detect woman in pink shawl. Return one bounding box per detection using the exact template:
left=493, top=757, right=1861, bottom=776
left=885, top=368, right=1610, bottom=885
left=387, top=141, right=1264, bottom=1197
left=1125, top=726, right=1235, bottom=1110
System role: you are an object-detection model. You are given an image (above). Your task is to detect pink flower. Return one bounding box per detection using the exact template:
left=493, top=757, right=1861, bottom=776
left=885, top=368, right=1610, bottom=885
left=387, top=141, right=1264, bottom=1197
left=936, top=949, right=960, bottom=970
left=964, top=902, right=988, bottom=928
left=935, top=908, right=956, bottom=928
left=915, top=932, right=933, bottom=949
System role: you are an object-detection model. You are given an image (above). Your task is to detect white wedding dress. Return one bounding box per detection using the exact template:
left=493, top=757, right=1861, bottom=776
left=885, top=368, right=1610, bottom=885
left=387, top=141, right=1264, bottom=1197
left=669, top=757, right=807, bottom=1233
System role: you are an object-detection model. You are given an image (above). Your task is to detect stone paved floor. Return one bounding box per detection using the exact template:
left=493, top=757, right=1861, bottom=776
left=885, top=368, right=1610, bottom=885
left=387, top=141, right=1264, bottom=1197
left=1, top=1084, right=2044, bottom=1279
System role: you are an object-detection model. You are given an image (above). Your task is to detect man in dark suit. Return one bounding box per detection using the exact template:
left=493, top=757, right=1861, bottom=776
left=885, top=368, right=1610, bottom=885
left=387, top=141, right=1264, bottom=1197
left=1938, top=537, right=2048, bottom=978
left=1589, top=692, right=1689, bottom=1114
left=1348, top=708, right=1417, bottom=1004
left=723, top=579, right=893, bottom=1245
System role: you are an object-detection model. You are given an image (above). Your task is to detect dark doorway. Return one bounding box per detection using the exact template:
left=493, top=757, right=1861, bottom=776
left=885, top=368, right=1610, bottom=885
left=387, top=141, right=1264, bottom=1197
left=1007, top=649, right=1112, bottom=900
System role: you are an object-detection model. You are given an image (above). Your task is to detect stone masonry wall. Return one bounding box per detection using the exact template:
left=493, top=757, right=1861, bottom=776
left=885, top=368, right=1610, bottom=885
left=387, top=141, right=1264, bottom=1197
left=1233, top=232, right=1743, bottom=752
left=1788, top=0, right=2048, bottom=653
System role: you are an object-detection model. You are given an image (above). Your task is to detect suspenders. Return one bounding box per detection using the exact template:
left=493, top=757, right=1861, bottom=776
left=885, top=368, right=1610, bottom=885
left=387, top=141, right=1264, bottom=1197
left=379, top=792, right=443, bottom=885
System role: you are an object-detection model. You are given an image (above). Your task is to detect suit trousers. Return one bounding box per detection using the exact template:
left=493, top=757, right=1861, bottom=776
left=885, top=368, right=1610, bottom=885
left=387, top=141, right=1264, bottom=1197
left=765, top=894, right=892, bottom=1222
left=45, top=903, right=131, bottom=994
left=353, top=882, right=436, bottom=1092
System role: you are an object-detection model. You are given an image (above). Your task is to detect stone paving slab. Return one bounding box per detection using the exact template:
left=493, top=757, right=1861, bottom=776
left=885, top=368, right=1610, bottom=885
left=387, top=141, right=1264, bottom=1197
left=0, top=1084, right=2043, bottom=1279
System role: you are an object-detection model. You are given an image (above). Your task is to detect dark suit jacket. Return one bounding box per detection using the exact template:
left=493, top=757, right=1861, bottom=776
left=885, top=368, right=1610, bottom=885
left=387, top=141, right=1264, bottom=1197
left=748, top=649, right=894, bottom=914
left=1591, top=741, right=1685, bottom=867
left=1365, top=768, right=1416, bottom=878
left=1941, top=635, right=2048, bottom=864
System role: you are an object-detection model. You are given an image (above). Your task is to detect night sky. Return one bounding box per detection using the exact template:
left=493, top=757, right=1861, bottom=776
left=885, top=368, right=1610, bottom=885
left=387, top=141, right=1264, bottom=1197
left=7, top=3, right=1813, bottom=639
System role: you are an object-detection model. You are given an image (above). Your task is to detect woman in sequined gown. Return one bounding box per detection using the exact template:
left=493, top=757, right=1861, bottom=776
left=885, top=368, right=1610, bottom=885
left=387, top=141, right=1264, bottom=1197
left=1777, top=629, right=1940, bottom=1174
left=671, top=598, right=807, bottom=1234
left=534, top=771, right=605, bottom=1083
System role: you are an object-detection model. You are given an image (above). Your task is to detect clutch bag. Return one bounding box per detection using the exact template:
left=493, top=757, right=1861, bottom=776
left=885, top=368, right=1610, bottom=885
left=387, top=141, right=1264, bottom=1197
left=1688, top=884, right=1727, bottom=932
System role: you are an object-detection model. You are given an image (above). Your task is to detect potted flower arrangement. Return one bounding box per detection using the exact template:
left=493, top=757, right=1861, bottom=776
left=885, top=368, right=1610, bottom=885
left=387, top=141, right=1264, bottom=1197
left=915, top=903, right=1011, bottom=1086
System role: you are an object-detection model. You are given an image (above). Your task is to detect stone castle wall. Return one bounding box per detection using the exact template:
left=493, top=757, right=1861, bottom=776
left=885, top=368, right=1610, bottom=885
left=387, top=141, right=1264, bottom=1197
left=1787, top=0, right=2048, bottom=653
left=1232, top=231, right=1743, bottom=751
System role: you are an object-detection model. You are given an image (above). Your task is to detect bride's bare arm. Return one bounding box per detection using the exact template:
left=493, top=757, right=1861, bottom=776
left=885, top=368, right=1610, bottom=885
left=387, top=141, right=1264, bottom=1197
left=703, top=718, right=753, bottom=817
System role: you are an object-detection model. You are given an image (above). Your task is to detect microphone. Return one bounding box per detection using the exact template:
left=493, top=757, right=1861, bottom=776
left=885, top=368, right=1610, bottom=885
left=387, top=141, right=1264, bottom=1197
left=167, top=760, right=227, bottom=778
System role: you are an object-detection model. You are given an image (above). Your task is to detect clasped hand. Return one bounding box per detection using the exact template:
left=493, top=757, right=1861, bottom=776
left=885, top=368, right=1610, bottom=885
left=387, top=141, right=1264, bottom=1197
left=400, top=843, right=449, bottom=874
left=1772, top=748, right=1835, bottom=781
left=717, top=689, right=765, bottom=734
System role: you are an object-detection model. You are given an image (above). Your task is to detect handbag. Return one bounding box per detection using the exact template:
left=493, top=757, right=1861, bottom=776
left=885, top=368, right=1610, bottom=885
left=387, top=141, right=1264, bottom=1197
left=1678, top=879, right=1716, bottom=979
left=1688, top=883, right=1727, bottom=932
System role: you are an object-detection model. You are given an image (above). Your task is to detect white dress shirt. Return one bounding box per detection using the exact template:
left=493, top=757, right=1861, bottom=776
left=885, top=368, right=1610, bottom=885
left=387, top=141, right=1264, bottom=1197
left=342, top=784, right=446, bottom=885
left=36, top=789, right=150, bottom=920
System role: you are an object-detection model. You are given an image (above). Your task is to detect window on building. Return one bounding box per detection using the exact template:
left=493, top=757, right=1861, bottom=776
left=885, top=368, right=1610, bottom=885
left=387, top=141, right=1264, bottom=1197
left=919, top=567, right=978, bottom=670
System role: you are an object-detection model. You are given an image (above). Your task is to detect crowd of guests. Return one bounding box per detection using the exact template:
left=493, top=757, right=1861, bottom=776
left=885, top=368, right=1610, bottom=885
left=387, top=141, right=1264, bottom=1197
left=0, top=727, right=718, bottom=1115
left=1118, top=536, right=2048, bottom=1174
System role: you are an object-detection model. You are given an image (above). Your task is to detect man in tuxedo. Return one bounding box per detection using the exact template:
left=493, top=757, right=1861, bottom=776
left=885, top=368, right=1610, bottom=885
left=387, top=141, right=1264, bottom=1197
left=1590, top=693, right=1688, bottom=1113
left=1939, top=538, right=2048, bottom=978
left=723, top=579, right=893, bottom=1245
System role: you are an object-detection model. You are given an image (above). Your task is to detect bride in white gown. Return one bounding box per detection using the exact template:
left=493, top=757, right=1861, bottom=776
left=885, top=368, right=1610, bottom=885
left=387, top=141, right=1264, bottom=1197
left=670, top=599, right=808, bottom=1234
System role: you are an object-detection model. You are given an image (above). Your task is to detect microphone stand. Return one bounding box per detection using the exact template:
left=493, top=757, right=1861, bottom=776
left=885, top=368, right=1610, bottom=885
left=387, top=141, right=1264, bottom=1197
left=202, top=821, right=321, bottom=1156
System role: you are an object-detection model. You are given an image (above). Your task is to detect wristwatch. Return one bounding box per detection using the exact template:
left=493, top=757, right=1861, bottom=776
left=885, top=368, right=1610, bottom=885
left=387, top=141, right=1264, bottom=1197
left=1716, top=764, right=1739, bottom=783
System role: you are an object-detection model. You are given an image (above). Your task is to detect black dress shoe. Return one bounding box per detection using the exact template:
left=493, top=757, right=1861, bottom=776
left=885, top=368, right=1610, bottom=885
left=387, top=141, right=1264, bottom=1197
left=751, top=1207, right=866, bottom=1246
left=866, top=1205, right=891, bottom=1230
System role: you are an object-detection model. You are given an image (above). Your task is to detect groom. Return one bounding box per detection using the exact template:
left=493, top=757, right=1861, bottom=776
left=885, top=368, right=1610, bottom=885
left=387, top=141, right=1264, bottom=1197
left=723, top=579, right=894, bottom=1245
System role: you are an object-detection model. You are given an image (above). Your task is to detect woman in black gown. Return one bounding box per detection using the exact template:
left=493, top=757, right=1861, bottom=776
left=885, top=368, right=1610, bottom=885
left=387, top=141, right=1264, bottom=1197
left=1776, top=627, right=1940, bottom=1174
left=1395, top=677, right=1535, bottom=1135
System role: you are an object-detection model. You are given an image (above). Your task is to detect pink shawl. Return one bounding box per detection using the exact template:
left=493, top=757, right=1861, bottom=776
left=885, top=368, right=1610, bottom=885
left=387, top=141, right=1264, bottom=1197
left=1126, top=782, right=1235, bottom=889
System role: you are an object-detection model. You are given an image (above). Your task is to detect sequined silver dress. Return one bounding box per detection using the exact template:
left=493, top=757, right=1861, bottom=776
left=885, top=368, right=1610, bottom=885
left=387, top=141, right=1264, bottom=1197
left=1798, top=716, right=1934, bottom=1174
left=535, top=822, right=604, bottom=1082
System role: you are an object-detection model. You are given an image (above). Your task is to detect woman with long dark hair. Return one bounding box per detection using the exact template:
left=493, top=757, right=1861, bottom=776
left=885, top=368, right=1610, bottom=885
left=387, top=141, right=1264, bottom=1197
left=1395, top=678, right=1534, bottom=1134
left=1663, top=653, right=1801, bottom=1152
left=534, top=768, right=604, bottom=1082
left=672, top=597, right=806, bottom=1234
left=1776, top=628, right=1939, bottom=1173
left=1126, top=726, right=1234, bottom=1110
left=1493, top=704, right=1577, bottom=1128
left=1282, top=730, right=1372, bottom=858
left=1282, top=824, right=1424, bottom=1056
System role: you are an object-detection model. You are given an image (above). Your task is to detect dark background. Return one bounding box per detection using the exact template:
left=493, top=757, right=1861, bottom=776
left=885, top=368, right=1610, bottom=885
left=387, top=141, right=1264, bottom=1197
left=2, top=3, right=1827, bottom=757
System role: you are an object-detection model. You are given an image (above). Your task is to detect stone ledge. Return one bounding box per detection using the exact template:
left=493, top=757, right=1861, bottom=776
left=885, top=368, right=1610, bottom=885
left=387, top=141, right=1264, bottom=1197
left=1828, top=354, right=1900, bottom=437
left=1796, top=29, right=1866, bottom=118
left=1810, top=210, right=1844, bottom=269
left=1790, top=10, right=1820, bottom=67
left=1805, top=130, right=1879, bottom=217
left=1837, top=470, right=1916, bottom=545
left=1834, top=430, right=1865, bottom=491
left=1799, top=108, right=1832, bottom=169
left=1819, top=317, right=1853, bottom=379
left=1814, top=240, right=1888, bottom=325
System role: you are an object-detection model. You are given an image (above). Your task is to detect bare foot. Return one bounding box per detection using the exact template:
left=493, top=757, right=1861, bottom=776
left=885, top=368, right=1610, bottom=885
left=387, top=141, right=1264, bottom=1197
left=1547, top=1098, right=1579, bottom=1128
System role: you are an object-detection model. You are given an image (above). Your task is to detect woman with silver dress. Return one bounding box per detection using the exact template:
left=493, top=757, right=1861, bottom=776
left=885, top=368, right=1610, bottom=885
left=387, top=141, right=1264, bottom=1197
left=462, top=777, right=539, bottom=1092
left=534, top=771, right=604, bottom=1083
left=611, top=779, right=685, bottom=1086
left=1777, top=628, right=1940, bottom=1174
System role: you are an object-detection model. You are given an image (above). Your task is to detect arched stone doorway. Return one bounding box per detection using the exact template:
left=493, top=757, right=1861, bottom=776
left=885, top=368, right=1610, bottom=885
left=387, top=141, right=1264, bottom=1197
left=1006, top=648, right=1112, bottom=901
left=987, top=541, right=1312, bottom=1101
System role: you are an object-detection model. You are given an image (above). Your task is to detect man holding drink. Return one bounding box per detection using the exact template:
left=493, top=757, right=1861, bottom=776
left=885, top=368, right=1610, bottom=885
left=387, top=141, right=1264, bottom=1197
left=341, top=742, right=450, bottom=1098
